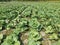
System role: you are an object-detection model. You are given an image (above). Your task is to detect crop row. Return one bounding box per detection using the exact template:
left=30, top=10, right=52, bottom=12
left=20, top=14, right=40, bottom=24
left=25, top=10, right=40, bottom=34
left=0, top=2, right=60, bottom=45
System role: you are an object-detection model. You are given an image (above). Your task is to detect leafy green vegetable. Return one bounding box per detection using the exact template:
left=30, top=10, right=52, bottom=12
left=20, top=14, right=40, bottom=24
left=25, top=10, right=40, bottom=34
left=29, top=18, right=40, bottom=29
left=0, top=2, right=60, bottom=45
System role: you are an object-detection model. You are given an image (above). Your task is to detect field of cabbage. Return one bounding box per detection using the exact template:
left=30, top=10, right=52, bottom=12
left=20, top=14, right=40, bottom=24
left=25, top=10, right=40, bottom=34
left=0, top=1, right=60, bottom=45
